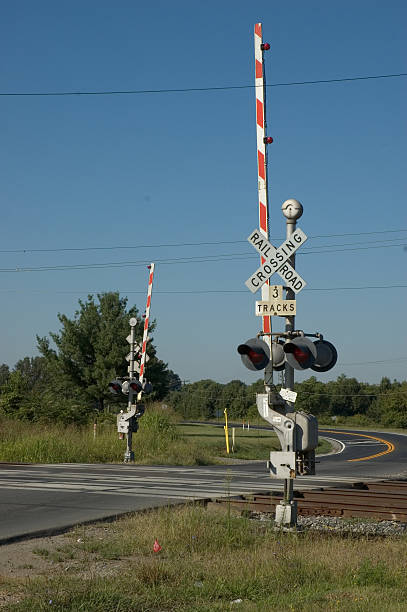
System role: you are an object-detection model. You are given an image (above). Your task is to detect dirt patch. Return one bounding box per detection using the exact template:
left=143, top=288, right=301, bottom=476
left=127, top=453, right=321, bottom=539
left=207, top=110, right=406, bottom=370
left=0, top=524, right=128, bottom=578
left=0, top=532, right=74, bottom=579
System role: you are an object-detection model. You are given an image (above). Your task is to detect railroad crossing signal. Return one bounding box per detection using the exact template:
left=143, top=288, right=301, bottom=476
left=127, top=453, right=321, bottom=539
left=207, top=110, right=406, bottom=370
left=245, top=227, right=307, bottom=294
left=283, top=337, right=338, bottom=371
left=108, top=378, right=153, bottom=395
left=238, top=336, right=337, bottom=372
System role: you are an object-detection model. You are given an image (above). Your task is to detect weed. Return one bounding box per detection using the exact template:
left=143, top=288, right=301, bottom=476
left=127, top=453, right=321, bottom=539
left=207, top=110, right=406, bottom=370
left=6, top=504, right=407, bottom=611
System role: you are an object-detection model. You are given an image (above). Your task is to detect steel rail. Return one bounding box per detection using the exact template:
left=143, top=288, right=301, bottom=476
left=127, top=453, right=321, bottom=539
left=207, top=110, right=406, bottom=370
left=215, top=480, right=407, bottom=522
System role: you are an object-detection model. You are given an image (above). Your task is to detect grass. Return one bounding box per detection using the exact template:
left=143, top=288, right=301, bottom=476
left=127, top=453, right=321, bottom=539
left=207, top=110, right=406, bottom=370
left=0, top=412, right=212, bottom=465
left=0, top=414, right=332, bottom=465
left=3, top=503, right=407, bottom=611
left=177, top=423, right=332, bottom=459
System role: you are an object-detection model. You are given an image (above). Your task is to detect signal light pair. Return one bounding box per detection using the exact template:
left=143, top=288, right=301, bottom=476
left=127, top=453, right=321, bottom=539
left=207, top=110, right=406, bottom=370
left=108, top=378, right=153, bottom=395
left=238, top=336, right=337, bottom=372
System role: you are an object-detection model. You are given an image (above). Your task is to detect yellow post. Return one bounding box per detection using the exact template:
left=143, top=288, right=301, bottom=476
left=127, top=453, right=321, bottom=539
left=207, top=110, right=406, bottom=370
left=224, top=408, right=230, bottom=454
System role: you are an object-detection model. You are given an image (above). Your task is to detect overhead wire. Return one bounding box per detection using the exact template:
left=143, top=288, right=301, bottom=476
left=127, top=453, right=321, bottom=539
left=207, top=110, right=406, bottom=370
left=0, top=229, right=406, bottom=254
left=0, top=284, right=405, bottom=293
left=1, top=72, right=406, bottom=97
left=0, top=240, right=405, bottom=273
left=170, top=388, right=407, bottom=400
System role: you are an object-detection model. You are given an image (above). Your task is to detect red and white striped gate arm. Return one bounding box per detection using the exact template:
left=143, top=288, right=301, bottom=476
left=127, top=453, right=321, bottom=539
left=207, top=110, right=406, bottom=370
left=254, top=23, right=271, bottom=337
left=139, top=263, right=155, bottom=383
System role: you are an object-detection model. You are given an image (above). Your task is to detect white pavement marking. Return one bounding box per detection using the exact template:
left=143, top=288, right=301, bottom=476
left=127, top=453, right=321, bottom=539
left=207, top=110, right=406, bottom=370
left=345, top=441, right=387, bottom=446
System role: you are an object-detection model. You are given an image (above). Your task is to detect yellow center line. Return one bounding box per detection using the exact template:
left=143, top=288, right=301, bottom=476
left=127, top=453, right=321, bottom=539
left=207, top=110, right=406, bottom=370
left=320, top=429, right=395, bottom=462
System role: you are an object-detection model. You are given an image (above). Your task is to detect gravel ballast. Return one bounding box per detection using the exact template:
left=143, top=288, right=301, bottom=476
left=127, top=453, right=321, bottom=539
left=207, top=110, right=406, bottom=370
left=251, top=512, right=407, bottom=536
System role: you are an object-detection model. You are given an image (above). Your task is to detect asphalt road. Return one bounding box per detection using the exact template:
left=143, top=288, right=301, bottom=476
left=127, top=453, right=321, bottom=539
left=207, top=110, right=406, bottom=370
left=0, top=428, right=406, bottom=544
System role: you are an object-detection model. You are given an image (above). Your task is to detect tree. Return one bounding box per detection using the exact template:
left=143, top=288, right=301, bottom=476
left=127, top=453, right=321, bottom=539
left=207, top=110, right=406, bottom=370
left=167, top=370, right=182, bottom=392
left=37, top=292, right=172, bottom=415
left=168, top=380, right=223, bottom=419
left=221, top=380, right=250, bottom=419
left=14, top=356, right=49, bottom=390
left=0, top=364, right=10, bottom=387
left=0, top=358, right=51, bottom=420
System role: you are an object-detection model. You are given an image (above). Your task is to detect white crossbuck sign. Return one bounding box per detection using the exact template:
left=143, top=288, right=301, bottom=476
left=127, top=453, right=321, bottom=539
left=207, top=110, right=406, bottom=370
left=245, top=228, right=308, bottom=294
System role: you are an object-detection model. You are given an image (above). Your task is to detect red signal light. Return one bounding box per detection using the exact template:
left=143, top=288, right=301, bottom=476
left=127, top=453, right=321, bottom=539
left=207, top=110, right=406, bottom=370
left=283, top=338, right=316, bottom=370
left=237, top=339, right=270, bottom=371
left=292, top=346, right=309, bottom=364
left=246, top=348, right=265, bottom=365
left=261, top=43, right=271, bottom=51
left=108, top=380, right=122, bottom=394
left=264, top=136, right=274, bottom=144
left=129, top=380, right=142, bottom=392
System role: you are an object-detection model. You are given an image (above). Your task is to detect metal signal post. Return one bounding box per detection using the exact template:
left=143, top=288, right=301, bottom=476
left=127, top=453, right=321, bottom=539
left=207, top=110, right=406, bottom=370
left=237, top=24, right=338, bottom=528
left=109, top=264, right=155, bottom=463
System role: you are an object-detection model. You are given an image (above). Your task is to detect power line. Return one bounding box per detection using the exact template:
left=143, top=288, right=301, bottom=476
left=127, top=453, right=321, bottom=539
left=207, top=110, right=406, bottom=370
left=172, top=389, right=407, bottom=399
left=338, top=358, right=407, bottom=366
left=0, top=242, right=404, bottom=273
left=1, top=229, right=405, bottom=254
left=1, top=72, right=406, bottom=97
left=0, top=284, right=405, bottom=294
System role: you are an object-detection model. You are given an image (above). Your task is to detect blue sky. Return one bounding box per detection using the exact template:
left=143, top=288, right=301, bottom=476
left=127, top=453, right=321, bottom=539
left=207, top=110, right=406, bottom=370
left=0, top=0, right=406, bottom=385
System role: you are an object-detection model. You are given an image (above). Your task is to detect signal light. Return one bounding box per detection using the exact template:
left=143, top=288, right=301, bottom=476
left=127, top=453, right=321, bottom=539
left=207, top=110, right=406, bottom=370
left=142, top=381, right=153, bottom=394
left=122, top=379, right=143, bottom=394
left=264, top=136, right=274, bottom=144
left=261, top=43, right=271, bottom=51
left=129, top=379, right=143, bottom=392
left=108, top=379, right=122, bottom=394
left=283, top=337, right=338, bottom=372
left=283, top=337, right=317, bottom=370
left=238, top=338, right=270, bottom=371
left=311, top=340, right=338, bottom=372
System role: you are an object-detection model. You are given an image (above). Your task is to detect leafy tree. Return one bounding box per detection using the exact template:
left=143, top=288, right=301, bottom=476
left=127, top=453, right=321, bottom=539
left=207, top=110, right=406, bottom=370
left=221, top=380, right=250, bottom=419
left=168, top=380, right=223, bottom=419
left=37, top=292, right=172, bottom=416
left=0, top=364, right=10, bottom=387
left=368, top=381, right=407, bottom=427
left=14, top=356, right=49, bottom=390
left=295, top=376, right=330, bottom=417
left=167, top=370, right=182, bottom=392
left=0, top=371, right=26, bottom=416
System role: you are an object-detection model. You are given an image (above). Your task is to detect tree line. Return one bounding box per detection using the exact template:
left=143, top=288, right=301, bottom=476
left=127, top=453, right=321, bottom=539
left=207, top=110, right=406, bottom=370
left=167, top=375, right=407, bottom=428
left=0, top=291, right=405, bottom=428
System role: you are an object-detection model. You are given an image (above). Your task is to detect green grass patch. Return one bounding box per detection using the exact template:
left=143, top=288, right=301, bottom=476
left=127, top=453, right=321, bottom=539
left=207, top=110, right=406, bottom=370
left=5, top=504, right=407, bottom=611
left=0, top=410, right=213, bottom=465
left=178, top=423, right=332, bottom=459
left=0, top=414, right=332, bottom=465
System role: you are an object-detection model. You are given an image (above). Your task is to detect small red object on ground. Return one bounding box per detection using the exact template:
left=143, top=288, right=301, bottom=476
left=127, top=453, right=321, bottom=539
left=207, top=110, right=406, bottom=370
left=153, top=538, right=162, bottom=553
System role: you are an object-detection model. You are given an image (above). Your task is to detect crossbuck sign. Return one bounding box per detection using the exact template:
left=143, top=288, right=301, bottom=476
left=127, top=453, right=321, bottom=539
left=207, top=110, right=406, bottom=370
left=245, top=228, right=308, bottom=294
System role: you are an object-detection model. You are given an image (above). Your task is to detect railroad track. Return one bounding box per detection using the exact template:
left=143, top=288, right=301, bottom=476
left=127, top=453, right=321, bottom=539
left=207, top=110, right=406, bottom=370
left=215, top=480, right=407, bottom=522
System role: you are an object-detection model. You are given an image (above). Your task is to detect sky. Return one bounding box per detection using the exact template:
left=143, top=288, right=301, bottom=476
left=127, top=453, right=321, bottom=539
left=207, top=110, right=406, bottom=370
left=0, top=0, right=406, bottom=386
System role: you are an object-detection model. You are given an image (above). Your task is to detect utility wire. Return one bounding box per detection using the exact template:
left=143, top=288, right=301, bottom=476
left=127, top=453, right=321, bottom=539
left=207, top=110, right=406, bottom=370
left=1, top=229, right=405, bottom=254
left=0, top=242, right=404, bottom=273
left=1, top=72, right=406, bottom=97
left=0, top=284, right=405, bottom=294
left=172, top=389, right=407, bottom=399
